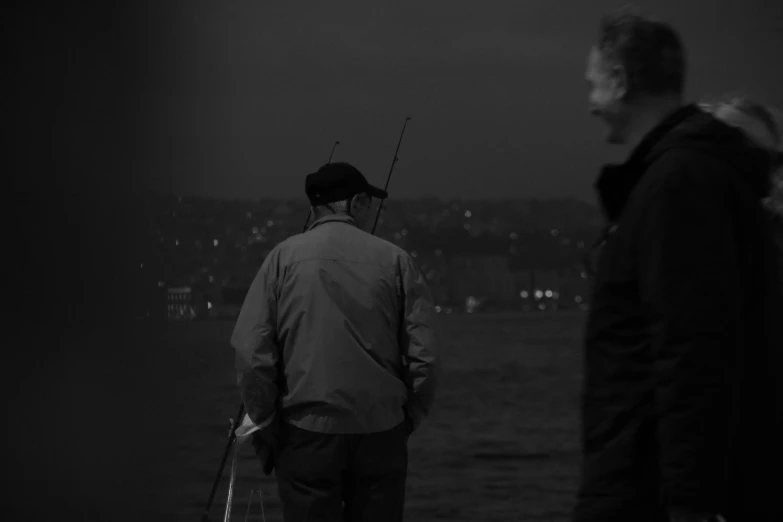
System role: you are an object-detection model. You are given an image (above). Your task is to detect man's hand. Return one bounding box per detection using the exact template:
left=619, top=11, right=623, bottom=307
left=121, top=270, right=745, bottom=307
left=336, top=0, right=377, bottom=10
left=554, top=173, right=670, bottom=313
left=234, top=413, right=262, bottom=445
left=234, top=413, right=279, bottom=476
left=252, top=432, right=271, bottom=464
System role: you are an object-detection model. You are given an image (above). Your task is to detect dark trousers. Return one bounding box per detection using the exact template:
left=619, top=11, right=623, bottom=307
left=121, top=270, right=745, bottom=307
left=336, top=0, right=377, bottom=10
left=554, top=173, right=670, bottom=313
left=273, top=422, right=408, bottom=522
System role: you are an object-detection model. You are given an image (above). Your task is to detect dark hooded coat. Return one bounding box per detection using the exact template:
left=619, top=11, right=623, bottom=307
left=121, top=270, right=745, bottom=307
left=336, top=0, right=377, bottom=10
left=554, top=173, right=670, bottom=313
left=575, top=105, right=783, bottom=522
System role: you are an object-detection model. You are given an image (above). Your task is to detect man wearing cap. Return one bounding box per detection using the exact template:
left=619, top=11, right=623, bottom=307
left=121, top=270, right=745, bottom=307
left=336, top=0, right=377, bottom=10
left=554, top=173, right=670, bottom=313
left=231, top=162, right=441, bottom=522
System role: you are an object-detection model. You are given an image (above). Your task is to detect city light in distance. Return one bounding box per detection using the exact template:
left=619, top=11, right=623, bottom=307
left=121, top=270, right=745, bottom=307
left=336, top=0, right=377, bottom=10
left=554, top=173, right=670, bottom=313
left=144, top=198, right=597, bottom=316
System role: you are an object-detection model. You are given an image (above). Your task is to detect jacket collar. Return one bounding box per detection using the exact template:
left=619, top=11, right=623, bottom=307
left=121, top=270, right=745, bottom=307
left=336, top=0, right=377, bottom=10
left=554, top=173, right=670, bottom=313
left=595, top=104, right=702, bottom=222
left=306, top=213, right=356, bottom=232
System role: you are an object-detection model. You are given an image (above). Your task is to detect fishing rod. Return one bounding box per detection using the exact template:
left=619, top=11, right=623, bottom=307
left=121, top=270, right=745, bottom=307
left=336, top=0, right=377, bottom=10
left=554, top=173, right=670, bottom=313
left=200, top=120, right=410, bottom=521
left=327, top=140, right=340, bottom=163
left=371, top=116, right=411, bottom=234
left=222, top=439, right=241, bottom=522
left=201, top=403, right=244, bottom=522
left=302, top=140, right=341, bottom=231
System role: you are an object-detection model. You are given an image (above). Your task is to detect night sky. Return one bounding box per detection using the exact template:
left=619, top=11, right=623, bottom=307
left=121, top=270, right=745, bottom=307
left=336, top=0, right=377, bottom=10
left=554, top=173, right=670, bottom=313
left=136, top=0, right=783, bottom=202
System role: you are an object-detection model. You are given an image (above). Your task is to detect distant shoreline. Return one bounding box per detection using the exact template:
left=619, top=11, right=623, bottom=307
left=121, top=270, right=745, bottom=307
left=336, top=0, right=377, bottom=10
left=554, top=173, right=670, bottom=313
left=135, top=189, right=599, bottom=208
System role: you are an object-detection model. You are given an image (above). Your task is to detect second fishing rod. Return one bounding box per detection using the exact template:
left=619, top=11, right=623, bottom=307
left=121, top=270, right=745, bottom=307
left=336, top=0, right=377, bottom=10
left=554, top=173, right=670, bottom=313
left=200, top=116, right=412, bottom=522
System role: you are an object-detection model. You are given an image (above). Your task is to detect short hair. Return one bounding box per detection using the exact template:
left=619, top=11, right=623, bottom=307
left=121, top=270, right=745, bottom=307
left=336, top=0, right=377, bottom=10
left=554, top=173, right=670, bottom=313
left=321, top=198, right=350, bottom=213
left=597, top=9, right=686, bottom=98
left=312, top=192, right=370, bottom=214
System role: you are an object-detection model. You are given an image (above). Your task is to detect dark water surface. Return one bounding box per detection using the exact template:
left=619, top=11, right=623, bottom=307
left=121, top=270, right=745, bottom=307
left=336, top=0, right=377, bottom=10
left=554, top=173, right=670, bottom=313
left=6, top=312, right=585, bottom=521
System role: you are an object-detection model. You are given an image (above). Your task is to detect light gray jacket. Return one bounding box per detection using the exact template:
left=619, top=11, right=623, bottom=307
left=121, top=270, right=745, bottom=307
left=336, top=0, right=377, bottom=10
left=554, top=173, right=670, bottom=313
left=232, top=214, right=441, bottom=434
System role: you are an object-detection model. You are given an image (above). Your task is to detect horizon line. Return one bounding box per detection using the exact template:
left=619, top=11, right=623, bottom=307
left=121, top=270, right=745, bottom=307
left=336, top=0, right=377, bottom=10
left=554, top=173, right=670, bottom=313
left=138, top=189, right=598, bottom=205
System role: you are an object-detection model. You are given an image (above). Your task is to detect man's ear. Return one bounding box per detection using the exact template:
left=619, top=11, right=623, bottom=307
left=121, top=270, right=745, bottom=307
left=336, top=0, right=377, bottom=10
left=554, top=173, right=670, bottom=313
left=610, top=64, right=628, bottom=101
left=351, top=193, right=370, bottom=213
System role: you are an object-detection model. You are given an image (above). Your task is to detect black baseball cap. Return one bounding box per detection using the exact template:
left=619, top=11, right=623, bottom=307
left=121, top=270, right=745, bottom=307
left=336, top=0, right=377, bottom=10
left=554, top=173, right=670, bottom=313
left=305, top=162, right=388, bottom=205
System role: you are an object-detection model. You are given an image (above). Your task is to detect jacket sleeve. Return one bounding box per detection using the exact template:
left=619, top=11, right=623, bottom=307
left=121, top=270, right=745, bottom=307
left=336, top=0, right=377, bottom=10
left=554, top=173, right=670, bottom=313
left=637, top=150, right=744, bottom=512
left=399, top=254, right=441, bottom=432
left=231, top=252, right=280, bottom=427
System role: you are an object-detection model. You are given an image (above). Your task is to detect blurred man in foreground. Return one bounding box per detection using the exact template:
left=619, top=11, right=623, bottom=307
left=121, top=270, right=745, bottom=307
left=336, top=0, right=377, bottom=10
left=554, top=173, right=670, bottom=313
left=231, top=162, right=441, bottom=522
left=577, top=10, right=783, bottom=522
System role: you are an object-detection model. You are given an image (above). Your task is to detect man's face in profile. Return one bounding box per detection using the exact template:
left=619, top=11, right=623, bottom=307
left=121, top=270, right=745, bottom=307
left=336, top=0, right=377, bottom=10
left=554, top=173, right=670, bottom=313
left=586, top=46, right=630, bottom=144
